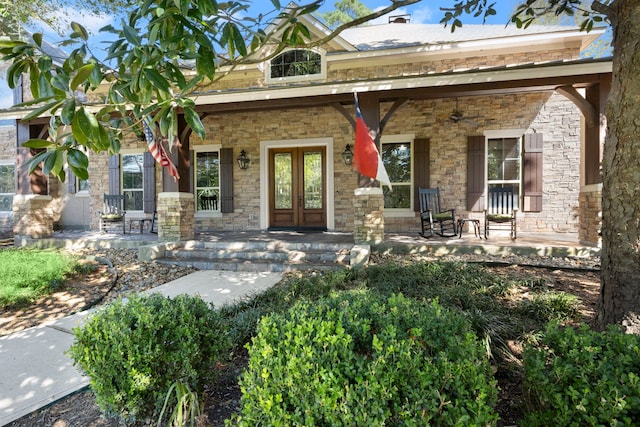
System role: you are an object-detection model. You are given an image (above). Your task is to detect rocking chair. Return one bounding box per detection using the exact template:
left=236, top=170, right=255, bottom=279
left=418, top=187, right=457, bottom=238
left=484, top=186, right=518, bottom=240
left=99, top=194, right=126, bottom=234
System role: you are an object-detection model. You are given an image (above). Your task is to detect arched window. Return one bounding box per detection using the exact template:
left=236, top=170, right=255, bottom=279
left=269, top=49, right=324, bottom=80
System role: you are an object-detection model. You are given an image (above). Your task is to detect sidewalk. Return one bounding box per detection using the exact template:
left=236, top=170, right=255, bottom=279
left=0, top=270, right=282, bottom=426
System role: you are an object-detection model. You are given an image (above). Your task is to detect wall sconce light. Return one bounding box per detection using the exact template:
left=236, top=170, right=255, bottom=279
left=237, top=149, right=250, bottom=170
left=342, top=144, right=353, bottom=166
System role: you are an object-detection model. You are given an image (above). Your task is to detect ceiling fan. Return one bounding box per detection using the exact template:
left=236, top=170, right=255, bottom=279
left=449, top=99, right=479, bottom=126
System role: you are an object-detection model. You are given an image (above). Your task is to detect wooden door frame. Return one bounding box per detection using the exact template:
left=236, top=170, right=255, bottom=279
left=260, top=137, right=335, bottom=230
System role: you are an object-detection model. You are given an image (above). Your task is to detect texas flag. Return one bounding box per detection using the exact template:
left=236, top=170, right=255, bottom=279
left=353, top=94, right=391, bottom=190
left=143, top=116, right=180, bottom=182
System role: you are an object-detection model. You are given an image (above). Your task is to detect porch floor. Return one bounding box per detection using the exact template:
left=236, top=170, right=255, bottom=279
left=15, top=229, right=600, bottom=261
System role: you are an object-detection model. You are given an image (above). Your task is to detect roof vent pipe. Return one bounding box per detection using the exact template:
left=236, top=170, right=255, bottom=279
left=389, top=14, right=410, bottom=24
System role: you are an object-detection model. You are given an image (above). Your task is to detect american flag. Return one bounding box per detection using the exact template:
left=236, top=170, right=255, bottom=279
left=143, top=117, right=180, bottom=181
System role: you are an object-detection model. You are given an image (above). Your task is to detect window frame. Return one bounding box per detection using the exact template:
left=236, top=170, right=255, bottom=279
left=380, top=134, right=415, bottom=215
left=265, top=47, right=327, bottom=84
left=193, top=144, right=222, bottom=216
left=0, top=161, right=15, bottom=214
left=120, top=150, right=145, bottom=212
left=484, top=129, right=525, bottom=210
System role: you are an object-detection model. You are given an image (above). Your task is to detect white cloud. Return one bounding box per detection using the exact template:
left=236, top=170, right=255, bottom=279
left=33, top=7, right=114, bottom=37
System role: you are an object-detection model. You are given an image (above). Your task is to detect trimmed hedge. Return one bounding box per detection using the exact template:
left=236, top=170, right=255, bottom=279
left=522, top=323, right=640, bottom=426
left=67, top=293, right=230, bottom=423
left=233, top=291, right=498, bottom=426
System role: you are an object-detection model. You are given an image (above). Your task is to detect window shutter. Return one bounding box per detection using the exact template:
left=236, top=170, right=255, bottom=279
left=109, top=154, right=121, bottom=195
left=413, top=138, right=430, bottom=212
left=220, top=148, right=234, bottom=213
left=68, top=170, right=77, bottom=194
left=523, top=133, right=543, bottom=212
left=143, top=152, right=156, bottom=213
left=467, top=135, right=485, bottom=211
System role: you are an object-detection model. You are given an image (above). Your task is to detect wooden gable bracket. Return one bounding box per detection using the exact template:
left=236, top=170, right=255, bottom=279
left=555, top=85, right=598, bottom=128
left=380, top=98, right=408, bottom=133
left=331, top=98, right=408, bottom=132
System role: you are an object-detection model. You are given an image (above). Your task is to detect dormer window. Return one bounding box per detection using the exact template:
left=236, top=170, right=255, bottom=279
left=267, top=48, right=326, bottom=82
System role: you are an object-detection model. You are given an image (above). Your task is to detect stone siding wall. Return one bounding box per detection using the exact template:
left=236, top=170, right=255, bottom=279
left=579, top=187, right=602, bottom=246
left=0, top=124, right=16, bottom=235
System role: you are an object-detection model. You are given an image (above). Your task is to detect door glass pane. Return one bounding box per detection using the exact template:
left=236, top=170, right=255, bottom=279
left=274, top=153, right=292, bottom=209
left=303, top=151, right=322, bottom=209
left=122, top=154, right=144, bottom=210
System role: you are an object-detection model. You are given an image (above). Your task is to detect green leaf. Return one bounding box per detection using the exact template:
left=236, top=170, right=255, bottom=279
left=70, top=22, right=89, bottom=41
left=70, top=63, right=96, bottom=91
left=67, top=148, right=89, bottom=169
left=22, top=139, right=53, bottom=149
left=61, top=98, right=77, bottom=125
left=32, top=33, right=43, bottom=47
left=123, top=24, right=141, bottom=46
left=196, top=46, right=216, bottom=80
left=76, top=106, right=100, bottom=141
left=23, top=99, right=65, bottom=121
left=143, top=68, right=171, bottom=92
left=183, top=108, right=205, bottom=139
left=72, top=113, right=88, bottom=145
left=6, top=61, right=27, bottom=88
left=69, top=164, right=89, bottom=181
left=27, top=151, right=50, bottom=175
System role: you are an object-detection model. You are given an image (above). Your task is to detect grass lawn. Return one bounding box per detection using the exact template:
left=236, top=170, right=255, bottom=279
left=0, top=248, right=80, bottom=308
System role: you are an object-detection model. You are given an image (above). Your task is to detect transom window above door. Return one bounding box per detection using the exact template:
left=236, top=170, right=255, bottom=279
left=267, top=48, right=326, bottom=83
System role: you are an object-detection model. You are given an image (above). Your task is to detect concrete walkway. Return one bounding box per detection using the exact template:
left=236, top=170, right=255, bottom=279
left=0, top=270, right=282, bottom=426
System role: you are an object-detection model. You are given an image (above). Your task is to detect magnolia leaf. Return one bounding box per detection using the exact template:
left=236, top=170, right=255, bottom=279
left=67, top=148, right=89, bottom=169
left=70, top=164, right=89, bottom=181
left=23, top=99, right=64, bottom=121
left=143, top=68, right=171, bottom=92
left=70, top=63, right=96, bottom=91
left=76, top=106, right=100, bottom=141
left=22, top=139, right=53, bottom=149
left=70, top=22, right=89, bottom=41
left=61, top=98, right=76, bottom=125
left=32, top=33, right=43, bottom=47
left=183, top=107, right=205, bottom=139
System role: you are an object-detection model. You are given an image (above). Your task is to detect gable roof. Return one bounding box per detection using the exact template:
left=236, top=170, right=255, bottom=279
left=340, top=23, right=598, bottom=51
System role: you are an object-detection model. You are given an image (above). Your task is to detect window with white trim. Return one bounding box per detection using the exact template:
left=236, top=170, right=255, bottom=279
left=0, top=162, right=15, bottom=212
left=121, top=153, right=144, bottom=211
left=487, top=136, right=521, bottom=209
left=381, top=137, right=413, bottom=210
left=267, top=48, right=326, bottom=83
left=194, top=145, right=220, bottom=212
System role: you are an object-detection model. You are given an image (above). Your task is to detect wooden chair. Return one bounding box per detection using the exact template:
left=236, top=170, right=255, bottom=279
left=484, top=186, right=518, bottom=240
left=418, top=187, right=457, bottom=238
left=201, top=194, right=218, bottom=211
left=100, top=194, right=126, bottom=234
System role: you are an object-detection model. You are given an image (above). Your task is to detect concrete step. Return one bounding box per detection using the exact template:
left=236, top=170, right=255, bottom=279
left=155, top=241, right=354, bottom=273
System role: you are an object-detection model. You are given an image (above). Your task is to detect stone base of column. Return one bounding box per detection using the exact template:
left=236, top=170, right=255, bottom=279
left=157, top=192, right=195, bottom=241
left=353, top=187, right=385, bottom=244
left=578, top=185, right=602, bottom=247
left=12, top=195, right=55, bottom=238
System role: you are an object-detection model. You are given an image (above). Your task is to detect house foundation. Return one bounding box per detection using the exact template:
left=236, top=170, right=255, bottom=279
left=353, top=187, right=385, bottom=244
left=157, top=192, right=195, bottom=241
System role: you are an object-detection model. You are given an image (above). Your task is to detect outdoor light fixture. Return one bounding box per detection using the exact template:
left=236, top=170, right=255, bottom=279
left=237, top=149, right=250, bottom=169
left=342, top=144, right=353, bottom=166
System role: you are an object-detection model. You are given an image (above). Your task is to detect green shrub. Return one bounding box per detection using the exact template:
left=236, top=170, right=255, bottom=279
left=232, top=291, right=498, bottom=426
left=522, top=323, right=640, bottom=426
left=67, top=293, right=231, bottom=423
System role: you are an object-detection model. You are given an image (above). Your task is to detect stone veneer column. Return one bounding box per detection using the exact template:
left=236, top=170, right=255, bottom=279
left=353, top=187, right=385, bottom=244
left=157, top=192, right=195, bottom=241
left=12, top=195, right=55, bottom=238
left=579, top=185, right=602, bottom=247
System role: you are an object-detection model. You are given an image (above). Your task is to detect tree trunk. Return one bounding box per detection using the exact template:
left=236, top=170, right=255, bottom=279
left=597, top=1, right=640, bottom=331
